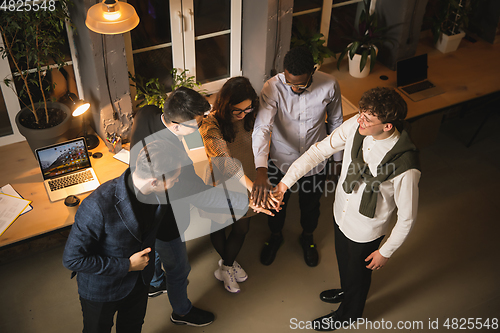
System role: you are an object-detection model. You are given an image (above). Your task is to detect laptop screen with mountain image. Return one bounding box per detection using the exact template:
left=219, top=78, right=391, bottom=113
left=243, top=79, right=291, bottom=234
left=397, top=54, right=444, bottom=102
left=35, top=138, right=100, bottom=202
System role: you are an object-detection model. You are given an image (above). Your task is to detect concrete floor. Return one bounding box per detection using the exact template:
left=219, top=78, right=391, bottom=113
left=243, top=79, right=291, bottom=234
left=1, top=108, right=499, bottom=332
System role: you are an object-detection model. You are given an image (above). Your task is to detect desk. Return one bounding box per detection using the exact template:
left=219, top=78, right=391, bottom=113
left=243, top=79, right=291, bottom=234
left=0, top=138, right=127, bottom=248
left=321, top=36, right=500, bottom=120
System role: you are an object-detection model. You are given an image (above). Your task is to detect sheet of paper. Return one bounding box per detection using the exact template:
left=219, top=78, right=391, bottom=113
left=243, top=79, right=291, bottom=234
left=0, top=184, right=32, bottom=215
left=0, top=193, right=32, bottom=237
left=113, top=148, right=130, bottom=165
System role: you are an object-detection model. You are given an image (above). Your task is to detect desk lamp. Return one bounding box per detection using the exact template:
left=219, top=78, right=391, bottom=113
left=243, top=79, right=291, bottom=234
left=68, top=95, right=99, bottom=150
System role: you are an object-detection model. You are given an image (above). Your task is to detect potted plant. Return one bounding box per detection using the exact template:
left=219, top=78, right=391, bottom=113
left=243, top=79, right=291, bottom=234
left=290, top=21, right=335, bottom=67
left=337, top=0, right=394, bottom=78
left=129, top=68, right=204, bottom=110
left=431, top=0, right=475, bottom=53
left=0, top=0, right=74, bottom=153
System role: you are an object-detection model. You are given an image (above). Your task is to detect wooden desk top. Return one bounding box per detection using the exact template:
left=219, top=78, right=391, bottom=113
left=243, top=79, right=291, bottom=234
left=0, top=138, right=128, bottom=248
left=321, top=36, right=500, bottom=120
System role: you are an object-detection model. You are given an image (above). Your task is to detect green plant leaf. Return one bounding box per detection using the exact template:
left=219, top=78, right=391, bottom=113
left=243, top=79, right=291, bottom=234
left=359, top=49, right=369, bottom=72
left=337, top=48, right=348, bottom=71
left=369, top=47, right=377, bottom=72
left=349, top=41, right=361, bottom=60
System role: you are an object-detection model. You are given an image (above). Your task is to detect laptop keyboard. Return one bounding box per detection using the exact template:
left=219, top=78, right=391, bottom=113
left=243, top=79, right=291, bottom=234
left=402, top=80, right=435, bottom=94
left=48, top=170, right=94, bottom=191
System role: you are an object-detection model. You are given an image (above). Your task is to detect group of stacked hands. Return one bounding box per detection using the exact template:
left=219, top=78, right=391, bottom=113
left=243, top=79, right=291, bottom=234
left=62, top=46, right=420, bottom=332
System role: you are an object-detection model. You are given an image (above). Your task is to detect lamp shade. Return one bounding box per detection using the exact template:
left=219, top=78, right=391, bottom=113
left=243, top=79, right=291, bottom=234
left=86, top=0, right=140, bottom=35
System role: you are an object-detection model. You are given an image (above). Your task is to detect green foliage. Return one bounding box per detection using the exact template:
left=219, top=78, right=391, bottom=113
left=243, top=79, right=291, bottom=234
left=291, top=21, right=335, bottom=65
left=430, top=0, right=476, bottom=44
left=337, top=0, right=395, bottom=73
left=0, top=0, right=73, bottom=124
left=170, top=68, right=203, bottom=91
left=129, top=73, right=168, bottom=110
left=129, top=68, right=204, bottom=110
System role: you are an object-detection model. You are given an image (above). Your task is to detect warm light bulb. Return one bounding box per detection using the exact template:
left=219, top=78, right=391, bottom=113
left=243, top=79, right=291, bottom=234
left=72, top=103, right=91, bottom=117
left=103, top=11, right=121, bottom=21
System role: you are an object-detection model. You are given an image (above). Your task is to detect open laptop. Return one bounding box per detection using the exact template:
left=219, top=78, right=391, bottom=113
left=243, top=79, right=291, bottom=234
left=35, top=138, right=100, bottom=202
left=397, top=54, right=444, bottom=102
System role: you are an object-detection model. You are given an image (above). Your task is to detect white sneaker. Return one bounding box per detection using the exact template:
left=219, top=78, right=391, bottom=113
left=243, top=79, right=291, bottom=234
left=217, top=259, right=248, bottom=283
left=214, top=263, right=240, bottom=293
left=232, top=261, right=248, bottom=282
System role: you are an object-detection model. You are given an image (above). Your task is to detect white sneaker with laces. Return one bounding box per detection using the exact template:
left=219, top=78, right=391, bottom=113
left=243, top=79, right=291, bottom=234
left=214, top=263, right=240, bottom=293
left=217, top=259, right=248, bottom=282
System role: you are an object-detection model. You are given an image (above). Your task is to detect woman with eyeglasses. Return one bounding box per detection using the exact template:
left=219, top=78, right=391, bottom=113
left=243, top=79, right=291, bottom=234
left=199, top=76, right=275, bottom=293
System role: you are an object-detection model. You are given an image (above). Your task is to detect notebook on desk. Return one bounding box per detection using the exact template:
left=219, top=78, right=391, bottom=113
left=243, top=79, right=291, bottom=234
left=35, top=138, right=100, bottom=202
left=397, top=54, right=444, bottom=102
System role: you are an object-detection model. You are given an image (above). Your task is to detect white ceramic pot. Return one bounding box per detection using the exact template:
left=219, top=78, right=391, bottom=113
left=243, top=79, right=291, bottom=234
left=348, top=44, right=378, bottom=78
left=435, top=31, right=466, bottom=53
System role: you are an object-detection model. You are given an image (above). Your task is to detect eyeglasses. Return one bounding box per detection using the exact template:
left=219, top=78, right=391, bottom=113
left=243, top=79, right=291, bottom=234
left=171, top=114, right=207, bottom=129
left=284, top=73, right=312, bottom=90
left=232, top=106, right=254, bottom=115
left=358, top=110, right=384, bottom=128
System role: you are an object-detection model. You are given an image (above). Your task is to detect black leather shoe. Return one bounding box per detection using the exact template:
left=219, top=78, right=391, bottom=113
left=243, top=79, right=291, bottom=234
left=312, top=311, right=340, bottom=331
left=300, top=234, right=319, bottom=267
left=260, top=233, right=284, bottom=266
left=320, top=289, right=344, bottom=303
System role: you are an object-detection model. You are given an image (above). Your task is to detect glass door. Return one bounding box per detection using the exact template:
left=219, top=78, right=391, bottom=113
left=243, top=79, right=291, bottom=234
left=126, top=0, right=241, bottom=96
left=128, top=0, right=174, bottom=91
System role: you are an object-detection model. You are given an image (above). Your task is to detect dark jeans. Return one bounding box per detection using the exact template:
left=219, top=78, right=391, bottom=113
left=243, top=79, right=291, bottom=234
left=80, top=276, right=148, bottom=333
left=267, top=160, right=326, bottom=235
left=334, top=220, right=384, bottom=321
left=155, top=237, right=192, bottom=316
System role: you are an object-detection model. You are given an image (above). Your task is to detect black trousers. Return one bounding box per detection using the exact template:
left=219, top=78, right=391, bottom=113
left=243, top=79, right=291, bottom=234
left=334, top=220, right=384, bottom=321
left=79, top=276, right=149, bottom=333
left=267, top=161, right=326, bottom=234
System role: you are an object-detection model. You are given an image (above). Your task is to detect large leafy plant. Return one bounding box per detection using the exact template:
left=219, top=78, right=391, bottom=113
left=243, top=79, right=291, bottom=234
left=337, top=0, right=394, bottom=72
left=129, top=68, right=204, bottom=110
left=291, top=21, right=335, bottom=65
left=0, top=1, right=72, bottom=126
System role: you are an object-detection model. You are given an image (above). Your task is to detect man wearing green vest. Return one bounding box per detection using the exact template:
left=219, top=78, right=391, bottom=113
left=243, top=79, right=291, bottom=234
left=274, top=87, right=421, bottom=331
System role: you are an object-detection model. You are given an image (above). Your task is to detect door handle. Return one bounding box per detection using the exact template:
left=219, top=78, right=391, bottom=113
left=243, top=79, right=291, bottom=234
left=177, top=11, right=184, bottom=33
left=188, top=9, right=194, bottom=31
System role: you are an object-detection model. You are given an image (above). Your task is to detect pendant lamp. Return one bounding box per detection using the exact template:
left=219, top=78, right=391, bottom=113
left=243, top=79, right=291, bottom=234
left=86, top=0, right=140, bottom=35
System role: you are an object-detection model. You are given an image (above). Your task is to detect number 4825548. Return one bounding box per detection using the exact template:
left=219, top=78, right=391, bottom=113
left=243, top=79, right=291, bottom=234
left=443, top=318, right=498, bottom=330
left=0, top=0, right=56, bottom=11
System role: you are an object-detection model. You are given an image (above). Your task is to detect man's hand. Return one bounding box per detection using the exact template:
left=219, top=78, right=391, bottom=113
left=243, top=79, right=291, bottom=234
left=251, top=167, right=272, bottom=207
left=129, top=247, right=152, bottom=271
left=249, top=202, right=275, bottom=216
left=270, top=182, right=288, bottom=211
left=365, top=250, right=389, bottom=270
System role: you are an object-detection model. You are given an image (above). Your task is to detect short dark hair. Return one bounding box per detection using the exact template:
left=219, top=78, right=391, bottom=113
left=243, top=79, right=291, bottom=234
left=213, top=76, right=258, bottom=142
left=359, top=87, right=408, bottom=128
left=163, top=86, right=211, bottom=123
left=283, top=46, right=315, bottom=76
left=134, top=140, right=183, bottom=180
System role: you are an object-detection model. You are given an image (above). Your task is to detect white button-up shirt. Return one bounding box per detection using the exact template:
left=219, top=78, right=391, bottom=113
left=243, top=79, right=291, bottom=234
left=281, top=115, right=421, bottom=258
left=252, top=71, right=343, bottom=176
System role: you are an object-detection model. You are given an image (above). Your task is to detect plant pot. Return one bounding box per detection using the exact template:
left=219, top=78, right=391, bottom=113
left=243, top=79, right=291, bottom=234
left=435, top=31, right=466, bottom=53
left=348, top=45, right=378, bottom=78
left=15, top=102, right=73, bottom=155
